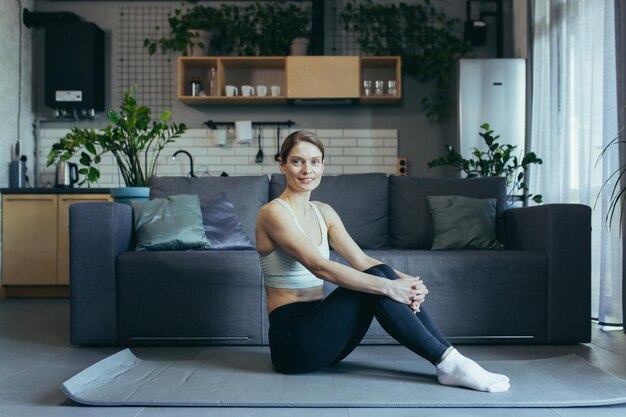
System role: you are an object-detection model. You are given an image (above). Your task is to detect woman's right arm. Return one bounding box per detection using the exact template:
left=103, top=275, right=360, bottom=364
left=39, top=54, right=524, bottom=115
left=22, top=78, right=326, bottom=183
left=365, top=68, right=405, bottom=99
left=256, top=203, right=422, bottom=306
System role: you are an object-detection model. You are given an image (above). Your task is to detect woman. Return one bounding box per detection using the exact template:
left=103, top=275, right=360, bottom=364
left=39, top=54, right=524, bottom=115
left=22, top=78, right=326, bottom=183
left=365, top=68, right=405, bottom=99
left=255, top=130, right=509, bottom=392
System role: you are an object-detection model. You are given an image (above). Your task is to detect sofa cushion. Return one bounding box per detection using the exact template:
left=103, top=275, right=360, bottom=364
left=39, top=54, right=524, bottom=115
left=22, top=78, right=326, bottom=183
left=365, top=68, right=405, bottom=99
left=326, top=249, right=547, bottom=344
left=199, top=192, right=254, bottom=250
left=270, top=173, right=389, bottom=249
left=427, top=196, right=501, bottom=250
left=150, top=175, right=270, bottom=245
left=131, top=195, right=209, bottom=251
left=389, top=176, right=507, bottom=249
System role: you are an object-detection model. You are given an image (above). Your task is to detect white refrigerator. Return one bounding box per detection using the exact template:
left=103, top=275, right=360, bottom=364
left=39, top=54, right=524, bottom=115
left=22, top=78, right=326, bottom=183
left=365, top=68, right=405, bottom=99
left=458, top=58, right=527, bottom=160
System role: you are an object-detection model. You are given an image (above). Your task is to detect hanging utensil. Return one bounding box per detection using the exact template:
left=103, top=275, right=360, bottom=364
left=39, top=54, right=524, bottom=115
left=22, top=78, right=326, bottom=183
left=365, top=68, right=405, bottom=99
left=274, top=126, right=281, bottom=162
left=255, top=128, right=264, bottom=163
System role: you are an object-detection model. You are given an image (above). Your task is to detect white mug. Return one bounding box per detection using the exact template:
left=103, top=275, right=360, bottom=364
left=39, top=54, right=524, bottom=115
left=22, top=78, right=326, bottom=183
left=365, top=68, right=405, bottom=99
left=225, top=85, right=238, bottom=96
left=241, top=85, right=255, bottom=97
left=256, top=85, right=268, bottom=97
left=270, top=85, right=281, bottom=96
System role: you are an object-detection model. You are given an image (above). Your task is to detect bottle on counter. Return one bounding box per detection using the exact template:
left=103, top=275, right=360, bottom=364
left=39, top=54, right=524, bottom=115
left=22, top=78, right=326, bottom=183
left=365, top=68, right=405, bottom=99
left=208, top=67, right=217, bottom=96
left=191, top=76, right=202, bottom=97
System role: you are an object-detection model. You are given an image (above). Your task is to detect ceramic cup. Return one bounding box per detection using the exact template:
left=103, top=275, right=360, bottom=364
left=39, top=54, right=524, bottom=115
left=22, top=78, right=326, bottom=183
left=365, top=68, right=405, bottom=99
left=256, top=85, right=268, bottom=97
left=225, top=85, right=238, bottom=96
left=270, top=85, right=281, bottom=96
left=241, top=85, right=255, bottom=97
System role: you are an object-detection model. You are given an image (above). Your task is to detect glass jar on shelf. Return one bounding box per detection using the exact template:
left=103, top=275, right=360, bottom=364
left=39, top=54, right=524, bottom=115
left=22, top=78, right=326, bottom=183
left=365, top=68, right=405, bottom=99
left=208, top=67, right=217, bottom=96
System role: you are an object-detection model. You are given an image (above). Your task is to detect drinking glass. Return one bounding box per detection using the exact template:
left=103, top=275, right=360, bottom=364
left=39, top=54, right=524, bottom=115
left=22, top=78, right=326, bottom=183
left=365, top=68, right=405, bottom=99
left=374, top=80, right=384, bottom=96
left=363, top=80, right=372, bottom=96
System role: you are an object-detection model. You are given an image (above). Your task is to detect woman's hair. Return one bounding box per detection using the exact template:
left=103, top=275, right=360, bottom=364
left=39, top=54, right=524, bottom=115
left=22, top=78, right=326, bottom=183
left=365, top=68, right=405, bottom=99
left=279, top=130, right=325, bottom=163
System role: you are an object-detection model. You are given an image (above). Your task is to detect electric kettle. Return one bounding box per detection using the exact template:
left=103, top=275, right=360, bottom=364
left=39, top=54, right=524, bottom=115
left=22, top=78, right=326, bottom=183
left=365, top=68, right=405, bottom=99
left=55, top=162, right=79, bottom=188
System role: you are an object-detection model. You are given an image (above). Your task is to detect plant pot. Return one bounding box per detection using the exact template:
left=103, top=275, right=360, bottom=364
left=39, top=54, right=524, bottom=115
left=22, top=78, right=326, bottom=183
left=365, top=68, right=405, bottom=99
left=188, top=29, right=212, bottom=56
left=290, top=37, right=309, bottom=56
left=110, top=187, right=150, bottom=205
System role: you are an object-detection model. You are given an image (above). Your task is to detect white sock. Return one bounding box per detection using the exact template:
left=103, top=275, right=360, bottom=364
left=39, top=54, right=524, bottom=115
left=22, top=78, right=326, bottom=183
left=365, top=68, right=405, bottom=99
left=436, top=348, right=510, bottom=392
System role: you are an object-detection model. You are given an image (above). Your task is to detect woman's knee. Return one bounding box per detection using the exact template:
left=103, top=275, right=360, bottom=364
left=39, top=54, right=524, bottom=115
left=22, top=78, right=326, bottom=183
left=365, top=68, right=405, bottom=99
left=363, top=263, right=398, bottom=280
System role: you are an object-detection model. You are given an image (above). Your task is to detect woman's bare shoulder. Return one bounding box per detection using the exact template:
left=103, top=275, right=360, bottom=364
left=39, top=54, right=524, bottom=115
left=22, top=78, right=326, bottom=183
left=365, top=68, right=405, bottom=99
left=258, top=199, right=290, bottom=223
left=311, top=201, right=339, bottom=221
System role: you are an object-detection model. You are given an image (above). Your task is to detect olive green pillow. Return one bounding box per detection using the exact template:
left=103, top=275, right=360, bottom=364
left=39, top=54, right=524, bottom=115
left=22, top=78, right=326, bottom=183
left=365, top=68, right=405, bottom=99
left=427, top=195, right=502, bottom=250
left=131, top=194, right=210, bottom=251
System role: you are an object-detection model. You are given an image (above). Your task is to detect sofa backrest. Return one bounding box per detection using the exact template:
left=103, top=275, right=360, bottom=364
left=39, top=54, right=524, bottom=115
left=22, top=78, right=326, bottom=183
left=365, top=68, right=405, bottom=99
left=270, top=173, right=389, bottom=249
left=389, top=176, right=507, bottom=249
left=149, top=175, right=270, bottom=245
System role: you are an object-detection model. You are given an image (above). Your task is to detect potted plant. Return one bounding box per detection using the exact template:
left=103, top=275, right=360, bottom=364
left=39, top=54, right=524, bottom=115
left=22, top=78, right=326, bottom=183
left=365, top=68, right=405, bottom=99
left=144, top=3, right=223, bottom=56
left=46, top=85, right=187, bottom=202
left=427, top=123, right=543, bottom=204
left=341, top=0, right=470, bottom=122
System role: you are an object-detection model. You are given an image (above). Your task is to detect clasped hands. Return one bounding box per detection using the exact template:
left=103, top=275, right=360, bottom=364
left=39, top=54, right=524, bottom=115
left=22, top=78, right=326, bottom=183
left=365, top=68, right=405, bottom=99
left=392, top=276, right=428, bottom=314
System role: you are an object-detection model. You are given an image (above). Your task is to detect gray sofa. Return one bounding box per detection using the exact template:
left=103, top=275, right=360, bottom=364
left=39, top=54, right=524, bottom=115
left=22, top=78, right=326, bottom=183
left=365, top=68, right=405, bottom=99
left=69, top=173, right=591, bottom=346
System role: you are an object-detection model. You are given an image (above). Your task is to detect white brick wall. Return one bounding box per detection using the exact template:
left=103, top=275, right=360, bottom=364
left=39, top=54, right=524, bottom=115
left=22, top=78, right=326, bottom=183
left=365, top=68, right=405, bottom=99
left=37, top=128, right=398, bottom=188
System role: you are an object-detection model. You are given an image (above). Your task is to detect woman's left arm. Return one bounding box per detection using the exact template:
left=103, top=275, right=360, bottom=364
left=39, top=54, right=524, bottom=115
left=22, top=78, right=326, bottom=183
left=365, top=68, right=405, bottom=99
left=317, top=203, right=381, bottom=271
left=317, top=202, right=427, bottom=311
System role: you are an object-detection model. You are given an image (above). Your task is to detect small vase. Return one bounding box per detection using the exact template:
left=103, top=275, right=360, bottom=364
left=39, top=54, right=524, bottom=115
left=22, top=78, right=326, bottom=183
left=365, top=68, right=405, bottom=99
left=110, top=187, right=150, bottom=205
left=188, top=29, right=212, bottom=56
left=290, top=37, right=309, bottom=56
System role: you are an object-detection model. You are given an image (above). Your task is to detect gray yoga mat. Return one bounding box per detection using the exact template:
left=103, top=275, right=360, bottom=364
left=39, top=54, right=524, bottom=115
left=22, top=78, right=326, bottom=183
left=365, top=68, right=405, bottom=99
left=62, top=348, right=626, bottom=408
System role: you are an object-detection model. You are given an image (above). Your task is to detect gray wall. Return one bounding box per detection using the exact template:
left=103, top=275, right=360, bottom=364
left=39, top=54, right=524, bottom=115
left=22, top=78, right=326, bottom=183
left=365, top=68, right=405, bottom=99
left=1, top=0, right=35, bottom=188
left=31, top=0, right=516, bottom=179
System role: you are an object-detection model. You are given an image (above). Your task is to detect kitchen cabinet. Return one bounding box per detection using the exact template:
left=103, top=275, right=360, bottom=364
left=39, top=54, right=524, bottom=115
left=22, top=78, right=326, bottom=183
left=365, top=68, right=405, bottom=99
left=286, top=56, right=360, bottom=98
left=1, top=192, right=111, bottom=293
left=2, top=195, right=58, bottom=286
left=177, top=56, right=401, bottom=104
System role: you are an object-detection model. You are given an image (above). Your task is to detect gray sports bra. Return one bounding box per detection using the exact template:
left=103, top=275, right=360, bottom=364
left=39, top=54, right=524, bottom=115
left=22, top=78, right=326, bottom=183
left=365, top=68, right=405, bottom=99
left=260, top=199, right=329, bottom=289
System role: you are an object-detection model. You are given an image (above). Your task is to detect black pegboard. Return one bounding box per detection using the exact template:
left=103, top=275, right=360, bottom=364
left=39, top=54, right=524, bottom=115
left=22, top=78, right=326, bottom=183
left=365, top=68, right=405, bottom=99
left=116, top=5, right=174, bottom=117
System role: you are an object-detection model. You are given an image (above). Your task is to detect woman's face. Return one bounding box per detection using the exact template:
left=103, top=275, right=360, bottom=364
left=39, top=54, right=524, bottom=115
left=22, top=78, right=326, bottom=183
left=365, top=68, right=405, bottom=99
left=279, top=141, right=324, bottom=193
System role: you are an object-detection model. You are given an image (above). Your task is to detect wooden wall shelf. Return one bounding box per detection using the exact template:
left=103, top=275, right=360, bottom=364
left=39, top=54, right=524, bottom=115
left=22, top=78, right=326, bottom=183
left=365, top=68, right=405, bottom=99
left=177, top=56, right=401, bottom=104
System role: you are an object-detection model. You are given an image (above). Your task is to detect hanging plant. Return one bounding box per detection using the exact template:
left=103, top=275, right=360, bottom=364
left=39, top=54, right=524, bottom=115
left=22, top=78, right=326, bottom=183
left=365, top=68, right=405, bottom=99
left=221, top=2, right=309, bottom=56
left=144, top=3, right=223, bottom=56
left=341, top=0, right=471, bottom=122
left=144, top=1, right=309, bottom=57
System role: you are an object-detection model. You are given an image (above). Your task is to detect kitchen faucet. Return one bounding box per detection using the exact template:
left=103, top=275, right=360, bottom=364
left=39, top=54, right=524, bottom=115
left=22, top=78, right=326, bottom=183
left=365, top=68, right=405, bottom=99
left=172, top=150, right=196, bottom=177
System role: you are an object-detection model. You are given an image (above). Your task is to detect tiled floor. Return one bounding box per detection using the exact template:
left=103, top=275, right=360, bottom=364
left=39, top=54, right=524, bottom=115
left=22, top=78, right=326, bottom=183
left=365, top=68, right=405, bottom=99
left=0, top=298, right=624, bottom=416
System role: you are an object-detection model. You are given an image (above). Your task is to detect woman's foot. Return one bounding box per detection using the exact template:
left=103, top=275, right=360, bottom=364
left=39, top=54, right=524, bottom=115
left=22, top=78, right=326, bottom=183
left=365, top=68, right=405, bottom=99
left=436, top=348, right=510, bottom=392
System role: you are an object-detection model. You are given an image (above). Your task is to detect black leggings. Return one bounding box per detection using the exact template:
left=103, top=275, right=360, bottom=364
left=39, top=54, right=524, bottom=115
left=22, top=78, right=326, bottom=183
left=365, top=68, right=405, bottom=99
left=268, top=264, right=451, bottom=374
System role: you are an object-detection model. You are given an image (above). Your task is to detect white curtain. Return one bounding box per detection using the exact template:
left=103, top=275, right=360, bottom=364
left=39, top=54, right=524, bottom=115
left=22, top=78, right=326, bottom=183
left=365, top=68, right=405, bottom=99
left=530, top=0, right=622, bottom=326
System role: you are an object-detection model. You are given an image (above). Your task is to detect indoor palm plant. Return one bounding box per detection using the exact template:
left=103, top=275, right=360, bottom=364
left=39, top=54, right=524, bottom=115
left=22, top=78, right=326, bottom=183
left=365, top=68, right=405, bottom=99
left=598, top=105, right=626, bottom=228
left=428, top=123, right=543, bottom=204
left=46, top=85, right=187, bottom=196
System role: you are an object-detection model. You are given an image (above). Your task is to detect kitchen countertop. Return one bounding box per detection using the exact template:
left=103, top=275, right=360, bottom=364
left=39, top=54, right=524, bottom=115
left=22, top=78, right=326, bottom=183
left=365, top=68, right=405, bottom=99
left=1, top=188, right=111, bottom=194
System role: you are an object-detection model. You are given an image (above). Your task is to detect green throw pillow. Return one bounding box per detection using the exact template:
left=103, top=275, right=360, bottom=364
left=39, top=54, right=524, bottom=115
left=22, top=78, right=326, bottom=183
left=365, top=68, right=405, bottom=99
left=427, top=195, right=502, bottom=250
left=131, top=194, right=210, bottom=251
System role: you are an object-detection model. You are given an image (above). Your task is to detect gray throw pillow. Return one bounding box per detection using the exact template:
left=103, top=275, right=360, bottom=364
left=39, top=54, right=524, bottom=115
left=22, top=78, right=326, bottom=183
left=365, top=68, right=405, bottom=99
left=427, top=195, right=502, bottom=250
left=131, top=195, right=210, bottom=251
left=199, top=192, right=254, bottom=250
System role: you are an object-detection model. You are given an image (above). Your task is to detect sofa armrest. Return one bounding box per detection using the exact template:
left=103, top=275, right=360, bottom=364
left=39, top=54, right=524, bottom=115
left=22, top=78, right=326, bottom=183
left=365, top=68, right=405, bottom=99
left=69, top=202, right=133, bottom=345
left=505, top=204, right=591, bottom=343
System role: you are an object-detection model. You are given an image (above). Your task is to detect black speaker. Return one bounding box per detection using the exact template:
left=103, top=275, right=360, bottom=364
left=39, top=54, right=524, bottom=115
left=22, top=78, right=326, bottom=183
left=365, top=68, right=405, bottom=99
left=44, top=22, right=104, bottom=114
